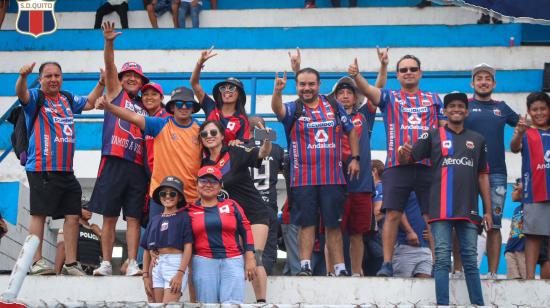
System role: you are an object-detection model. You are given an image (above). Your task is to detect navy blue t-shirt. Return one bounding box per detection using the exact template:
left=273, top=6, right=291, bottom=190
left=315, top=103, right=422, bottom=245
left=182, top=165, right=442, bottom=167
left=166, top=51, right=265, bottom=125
left=464, top=98, right=519, bottom=175
left=505, top=205, right=525, bottom=253
left=140, top=210, right=193, bottom=251
left=397, top=193, right=428, bottom=247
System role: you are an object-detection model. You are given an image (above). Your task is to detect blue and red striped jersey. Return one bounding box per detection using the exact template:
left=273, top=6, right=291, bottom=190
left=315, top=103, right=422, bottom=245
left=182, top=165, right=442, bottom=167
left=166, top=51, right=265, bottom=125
left=202, top=95, right=250, bottom=143
left=280, top=95, right=355, bottom=187
left=187, top=199, right=254, bottom=259
left=24, top=89, right=87, bottom=172
left=378, top=89, right=445, bottom=168
left=143, top=108, right=170, bottom=178
left=411, top=126, right=488, bottom=223
left=101, top=90, right=147, bottom=165
left=521, top=127, right=550, bottom=203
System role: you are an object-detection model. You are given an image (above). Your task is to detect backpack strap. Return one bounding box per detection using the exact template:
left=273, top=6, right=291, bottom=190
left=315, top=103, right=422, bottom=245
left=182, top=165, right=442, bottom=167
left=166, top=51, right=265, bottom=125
left=59, top=90, right=75, bottom=109
left=326, top=94, right=342, bottom=126
left=289, top=98, right=304, bottom=130
left=27, top=91, right=45, bottom=138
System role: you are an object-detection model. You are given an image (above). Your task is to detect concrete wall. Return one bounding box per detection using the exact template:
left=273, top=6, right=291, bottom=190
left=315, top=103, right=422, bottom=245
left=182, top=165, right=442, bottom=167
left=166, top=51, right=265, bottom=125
left=0, top=276, right=549, bottom=307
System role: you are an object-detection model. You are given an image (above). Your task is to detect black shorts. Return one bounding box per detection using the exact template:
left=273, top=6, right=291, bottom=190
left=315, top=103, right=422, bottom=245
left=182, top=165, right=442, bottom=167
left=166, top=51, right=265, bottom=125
left=27, top=171, right=82, bottom=219
left=88, top=156, right=147, bottom=219
left=240, top=201, right=270, bottom=226
left=538, top=237, right=549, bottom=265
left=381, top=164, right=431, bottom=214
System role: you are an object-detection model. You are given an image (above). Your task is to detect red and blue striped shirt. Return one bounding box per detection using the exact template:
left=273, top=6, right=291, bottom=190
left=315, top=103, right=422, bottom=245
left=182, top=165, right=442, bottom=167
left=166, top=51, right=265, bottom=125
left=521, top=127, right=550, bottom=203
left=24, top=89, right=87, bottom=172
left=378, top=89, right=445, bottom=168
left=101, top=90, right=147, bottom=165
left=187, top=199, right=254, bottom=259
left=280, top=95, right=354, bottom=187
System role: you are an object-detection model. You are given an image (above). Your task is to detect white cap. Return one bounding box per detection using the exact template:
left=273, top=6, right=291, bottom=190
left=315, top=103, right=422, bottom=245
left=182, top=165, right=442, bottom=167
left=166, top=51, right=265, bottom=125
left=472, top=63, right=496, bottom=80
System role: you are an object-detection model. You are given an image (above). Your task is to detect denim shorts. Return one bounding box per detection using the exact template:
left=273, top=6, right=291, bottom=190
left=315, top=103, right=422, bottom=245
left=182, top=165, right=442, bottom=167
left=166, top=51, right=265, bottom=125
left=152, top=253, right=188, bottom=291
left=489, top=173, right=507, bottom=229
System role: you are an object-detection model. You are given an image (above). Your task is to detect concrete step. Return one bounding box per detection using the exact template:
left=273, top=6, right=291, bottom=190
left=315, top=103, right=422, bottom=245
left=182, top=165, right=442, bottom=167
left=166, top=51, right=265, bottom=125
left=0, top=275, right=548, bottom=307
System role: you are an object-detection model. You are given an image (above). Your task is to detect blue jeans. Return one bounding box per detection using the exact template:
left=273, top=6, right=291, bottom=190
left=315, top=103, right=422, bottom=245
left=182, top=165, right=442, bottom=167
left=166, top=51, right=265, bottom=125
left=282, top=223, right=301, bottom=276
left=489, top=173, right=507, bottom=229
left=192, top=255, right=245, bottom=304
left=178, top=1, right=201, bottom=28
left=432, top=220, right=484, bottom=306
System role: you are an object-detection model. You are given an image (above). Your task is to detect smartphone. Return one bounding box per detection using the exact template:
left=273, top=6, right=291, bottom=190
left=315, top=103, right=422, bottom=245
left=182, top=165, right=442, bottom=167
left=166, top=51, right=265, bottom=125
left=254, top=128, right=277, bottom=142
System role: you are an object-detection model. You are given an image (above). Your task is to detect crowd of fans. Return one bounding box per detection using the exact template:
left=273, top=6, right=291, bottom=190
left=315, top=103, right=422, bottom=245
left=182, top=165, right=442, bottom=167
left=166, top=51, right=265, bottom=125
left=3, top=4, right=549, bottom=303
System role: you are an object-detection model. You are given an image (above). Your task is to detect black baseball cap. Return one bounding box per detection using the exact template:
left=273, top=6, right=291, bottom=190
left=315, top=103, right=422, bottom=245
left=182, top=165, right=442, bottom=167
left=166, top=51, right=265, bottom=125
left=443, top=92, right=468, bottom=108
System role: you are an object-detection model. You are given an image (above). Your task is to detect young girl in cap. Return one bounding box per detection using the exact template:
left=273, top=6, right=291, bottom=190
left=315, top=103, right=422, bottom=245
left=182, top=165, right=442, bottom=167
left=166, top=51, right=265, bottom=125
left=191, top=47, right=250, bottom=143
left=187, top=166, right=256, bottom=303
left=141, top=176, right=193, bottom=303
left=510, top=92, right=550, bottom=279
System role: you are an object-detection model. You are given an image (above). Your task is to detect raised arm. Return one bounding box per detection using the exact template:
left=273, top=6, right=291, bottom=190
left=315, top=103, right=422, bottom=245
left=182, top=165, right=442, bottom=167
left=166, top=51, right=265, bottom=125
left=374, top=47, right=389, bottom=89
left=83, top=68, right=106, bottom=111
left=191, top=47, right=217, bottom=103
left=510, top=114, right=528, bottom=153
left=102, top=22, right=123, bottom=102
left=96, top=95, right=146, bottom=130
left=348, top=58, right=382, bottom=106
left=257, top=122, right=273, bottom=159
left=288, top=47, right=301, bottom=74
left=15, top=62, right=35, bottom=105
left=271, top=71, right=287, bottom=119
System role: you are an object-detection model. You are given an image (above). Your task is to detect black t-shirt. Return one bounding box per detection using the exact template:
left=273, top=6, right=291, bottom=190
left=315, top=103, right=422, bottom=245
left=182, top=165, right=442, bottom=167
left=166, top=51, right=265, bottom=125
left=202, top=145, right=267, bottom=213
left=77, top=224, right=101, bottom=266
left=411, top=126, right=489, bottom=222
left=246, top=141, right=285, bottom=212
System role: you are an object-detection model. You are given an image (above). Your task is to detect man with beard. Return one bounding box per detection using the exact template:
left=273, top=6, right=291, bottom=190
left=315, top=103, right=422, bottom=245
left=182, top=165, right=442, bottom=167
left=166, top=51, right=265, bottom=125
left=350, top=55, right=446, bottom=277
left=464, top=63, right=519, bottom=279
left=89, top=22, right=150, bottom=276
left=271, top=68, right=360, bottom=276
left=399, top=92, right=492, bottom=306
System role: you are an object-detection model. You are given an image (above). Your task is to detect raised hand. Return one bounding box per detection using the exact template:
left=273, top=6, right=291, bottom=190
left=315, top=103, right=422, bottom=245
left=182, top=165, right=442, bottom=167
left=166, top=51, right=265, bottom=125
left=19, top=62, right=36, bottom=77
left=102, top=21, right=122, bottom=41
left=95, top=95, right=107, bottom=110
left=288, top=47, right=301, bottom=73
left=376, top=46, right=389, bottom=66
left=198, top=46, right=217, bottom=68
left=348, top=58, right=359, bottom=78
left=516, top=114, right=529, bottom=134
left=274, top=71, right=287, bottom=93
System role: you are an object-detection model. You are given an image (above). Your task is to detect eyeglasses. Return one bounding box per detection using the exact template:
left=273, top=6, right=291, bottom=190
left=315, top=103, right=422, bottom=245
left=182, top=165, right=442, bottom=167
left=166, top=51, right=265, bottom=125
left=159, top=190, right=178, bottom=198
left=200, top=129, right=219, bottom=138
left=175, top=101, right=194, bottom=109
left=198, top=177, right=221, bottom=185
left=398, top=67, right=420, bottom=73
left=219, top=84, right=237, bottom=94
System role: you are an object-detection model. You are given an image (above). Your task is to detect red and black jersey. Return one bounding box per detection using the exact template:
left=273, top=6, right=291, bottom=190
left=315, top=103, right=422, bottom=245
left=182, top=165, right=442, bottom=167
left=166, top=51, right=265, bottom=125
left=187, top=199, right=254, bottom=258
left=411, top=126, right=489, bottom=223
left=202, top=95, right=250, bottom=143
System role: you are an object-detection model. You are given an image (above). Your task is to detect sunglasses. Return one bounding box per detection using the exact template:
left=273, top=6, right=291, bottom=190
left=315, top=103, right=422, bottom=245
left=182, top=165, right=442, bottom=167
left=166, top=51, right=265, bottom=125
left=398, top=67, right=420, bottom=73
left=159, top=190, right=178, bottom=198
left=219, top=84, right=237, bottom=94
left=175, top=101, right=194, bottom=109
left=198, top=177, right=221, bottom=185
left=200, top=129, right=219, bottom=138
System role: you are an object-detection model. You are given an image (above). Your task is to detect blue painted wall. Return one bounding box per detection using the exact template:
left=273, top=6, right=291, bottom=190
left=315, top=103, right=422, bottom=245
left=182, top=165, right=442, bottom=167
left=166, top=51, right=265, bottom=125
left=0, top=24, right=522, bottom=51
left=0, top=182, right=19, bottom=225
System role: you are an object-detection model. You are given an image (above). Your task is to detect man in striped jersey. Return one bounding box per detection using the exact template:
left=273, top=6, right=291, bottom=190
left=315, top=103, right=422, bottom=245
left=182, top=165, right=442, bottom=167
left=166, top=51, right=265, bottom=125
left=350, top=54, right=446, bottom=276
left=272, top=68, right=360, bottom=276
left=16, top=61, right=104, bottom=275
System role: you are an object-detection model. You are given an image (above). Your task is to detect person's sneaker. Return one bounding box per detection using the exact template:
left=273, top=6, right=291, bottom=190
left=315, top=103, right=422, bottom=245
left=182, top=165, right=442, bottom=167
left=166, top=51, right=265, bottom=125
left=336, top=269, right=349, bottom=277
left=30, top=259, right=56, bottom=275
left=351, top=273, right=361, bottom=277
left=93, top=261, right=113, bottom=276
left=376, top=262, right=393, bottom=277
left=297, top=264, right=312, bottom=276
left=61, top=262, right=86, bottom=276
left=485, top=272, right=498, bottom=279
left=450, top=271, right=465, bottom=279
left=125, top=259, right=143, bottom=276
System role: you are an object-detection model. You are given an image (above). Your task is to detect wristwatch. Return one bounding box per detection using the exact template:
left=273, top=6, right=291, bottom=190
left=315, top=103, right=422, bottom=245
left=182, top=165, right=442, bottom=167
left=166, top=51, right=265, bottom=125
left=351, top=155, right=360, bottom=161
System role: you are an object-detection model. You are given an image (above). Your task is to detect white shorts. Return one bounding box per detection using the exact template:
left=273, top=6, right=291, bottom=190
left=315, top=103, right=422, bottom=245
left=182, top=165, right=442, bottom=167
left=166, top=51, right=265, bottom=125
left=152, top=253, right=188, bottom=291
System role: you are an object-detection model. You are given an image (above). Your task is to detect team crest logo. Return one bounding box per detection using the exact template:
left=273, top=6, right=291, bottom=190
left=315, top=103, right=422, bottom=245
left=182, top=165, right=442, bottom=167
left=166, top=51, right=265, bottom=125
left=16, top=0, right=57, bottom=38
left=442, top=140, right=452, bottom=149
left=218, top=159, right=225, bottom=167
left=466, top=141, right=475, bottom=149
left=493, top=109, right=501, bottom=116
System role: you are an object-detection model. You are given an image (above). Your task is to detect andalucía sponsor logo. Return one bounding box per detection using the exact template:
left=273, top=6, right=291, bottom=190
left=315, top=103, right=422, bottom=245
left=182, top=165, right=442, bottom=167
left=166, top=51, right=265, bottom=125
left=442, top=157, right=474, bottom=167
left=536, top=150, right=550, bottom=170
left=16, top=0, right=57, bottom=38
